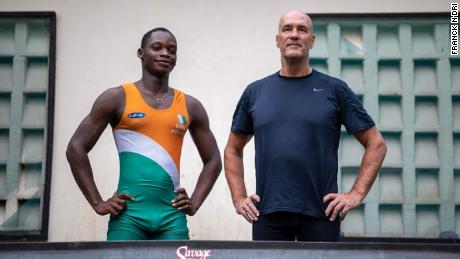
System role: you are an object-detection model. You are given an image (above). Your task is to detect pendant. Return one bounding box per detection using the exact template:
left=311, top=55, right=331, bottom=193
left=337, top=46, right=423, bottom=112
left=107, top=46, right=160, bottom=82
left=155, top=87, right=170, bottom=104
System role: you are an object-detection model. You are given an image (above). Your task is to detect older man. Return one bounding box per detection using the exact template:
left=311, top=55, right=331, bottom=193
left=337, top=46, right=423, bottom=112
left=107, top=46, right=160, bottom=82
left=224, top=10, right=386, bottom=241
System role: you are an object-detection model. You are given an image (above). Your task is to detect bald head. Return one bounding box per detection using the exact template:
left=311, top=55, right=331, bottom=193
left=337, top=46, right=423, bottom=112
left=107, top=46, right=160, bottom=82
left=278, top=10, right=313, bottom=34
left=275, top=9, right=315, bottom=64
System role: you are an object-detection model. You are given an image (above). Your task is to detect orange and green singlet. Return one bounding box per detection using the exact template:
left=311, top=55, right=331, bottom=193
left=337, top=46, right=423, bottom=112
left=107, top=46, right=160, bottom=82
left=107, top=83, right=190, bottom=240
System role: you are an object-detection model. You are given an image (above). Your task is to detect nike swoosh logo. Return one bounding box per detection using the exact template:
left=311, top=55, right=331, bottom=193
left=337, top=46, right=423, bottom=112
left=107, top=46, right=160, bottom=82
left=313, top=88, right=325, bottom=92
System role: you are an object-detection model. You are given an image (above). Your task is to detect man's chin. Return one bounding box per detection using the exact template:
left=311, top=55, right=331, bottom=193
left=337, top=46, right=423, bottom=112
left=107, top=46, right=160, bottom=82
left=150, top=69, right=171, bottom=78
left=283, top=53, right=306, bottom=61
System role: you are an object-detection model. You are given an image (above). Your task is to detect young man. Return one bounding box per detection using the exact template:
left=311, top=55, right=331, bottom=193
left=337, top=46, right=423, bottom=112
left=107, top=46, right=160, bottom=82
left=224, top=10, right=387, bottom=241
left=66, top=28, right=221, bottom=240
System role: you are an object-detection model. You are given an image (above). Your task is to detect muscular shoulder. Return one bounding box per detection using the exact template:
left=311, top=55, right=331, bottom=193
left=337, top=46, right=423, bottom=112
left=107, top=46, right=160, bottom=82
left=98, top=86, right=124, bottom=103
left=185, top=94, right=206, bottom=123
left=185, top=93, right=200, bottom=107
left=91, top=85, right=125, bottom=125
left=185, top=95, right=208, bottom=127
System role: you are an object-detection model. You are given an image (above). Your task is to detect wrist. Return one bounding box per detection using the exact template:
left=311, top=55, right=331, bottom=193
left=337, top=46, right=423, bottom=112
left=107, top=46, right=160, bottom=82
left=91, top=199, right=103, bottom=209
left=190, top=198, right=199, bottom=210
left=349, top=190, right=365, bottom=202
left=232, top=195, right=246, bottom=207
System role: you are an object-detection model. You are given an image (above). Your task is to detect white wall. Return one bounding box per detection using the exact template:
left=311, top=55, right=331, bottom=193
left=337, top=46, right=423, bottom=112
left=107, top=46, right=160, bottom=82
left=1, top=0, right=453, bottom=241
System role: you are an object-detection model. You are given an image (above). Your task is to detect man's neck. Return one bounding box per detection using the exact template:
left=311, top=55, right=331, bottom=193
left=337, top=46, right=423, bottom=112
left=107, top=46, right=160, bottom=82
left=138, top=73, right=169, bottom=94
left=279, top=57, right=312, bottom=77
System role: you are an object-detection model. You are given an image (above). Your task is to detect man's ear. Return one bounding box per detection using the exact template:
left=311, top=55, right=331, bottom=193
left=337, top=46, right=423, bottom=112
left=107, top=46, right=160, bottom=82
left=137, top=48, right=143, bottom=59
left=310, top=34, right=315, bottom=49
left=276, top=34, right=280, bottom=48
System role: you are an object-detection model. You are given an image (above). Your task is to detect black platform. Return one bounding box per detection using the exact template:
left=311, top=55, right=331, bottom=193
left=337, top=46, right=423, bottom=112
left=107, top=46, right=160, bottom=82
left=1, top=239, right=460, bottom=259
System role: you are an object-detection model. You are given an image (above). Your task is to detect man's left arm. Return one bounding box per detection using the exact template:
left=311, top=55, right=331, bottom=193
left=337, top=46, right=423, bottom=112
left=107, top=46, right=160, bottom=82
left=172, top=96, right=222, bottom=215
left=324, top=126, right=386, bottom=221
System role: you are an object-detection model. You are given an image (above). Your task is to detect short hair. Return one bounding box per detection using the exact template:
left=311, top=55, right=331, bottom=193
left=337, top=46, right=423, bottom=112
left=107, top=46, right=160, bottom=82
left=140, top=27, right=176, bottom=48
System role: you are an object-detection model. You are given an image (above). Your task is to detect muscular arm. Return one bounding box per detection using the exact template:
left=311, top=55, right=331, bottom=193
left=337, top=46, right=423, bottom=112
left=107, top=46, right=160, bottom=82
left=172, top=96, right=222, bottom=216
left=224, top=132, right=259, bottom=223
left=324, top=126, right=386, bottom=221
left=66, top=87, right=132, bottom=216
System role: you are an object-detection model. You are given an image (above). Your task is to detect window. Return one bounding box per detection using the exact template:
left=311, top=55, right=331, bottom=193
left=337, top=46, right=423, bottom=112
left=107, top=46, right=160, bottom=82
left=0, top=12, right=56, bottom=240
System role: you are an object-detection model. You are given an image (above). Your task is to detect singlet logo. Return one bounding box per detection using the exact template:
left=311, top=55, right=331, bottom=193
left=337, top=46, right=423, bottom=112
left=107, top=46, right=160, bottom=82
left=171, top=114, right=187, bottom=135
left=177, top=114, right=187, bottom=125
left=128, top=112, right=145, bottom=119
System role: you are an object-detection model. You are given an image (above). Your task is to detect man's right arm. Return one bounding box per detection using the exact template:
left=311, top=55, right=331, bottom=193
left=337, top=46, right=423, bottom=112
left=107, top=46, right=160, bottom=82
left=224, top=132, right=259, bottom=223
left=66, top=87, right=133, bottom=216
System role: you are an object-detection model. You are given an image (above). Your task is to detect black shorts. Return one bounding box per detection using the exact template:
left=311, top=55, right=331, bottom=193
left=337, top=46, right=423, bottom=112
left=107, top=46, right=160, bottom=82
left=252, top=211, right=340, bottom=242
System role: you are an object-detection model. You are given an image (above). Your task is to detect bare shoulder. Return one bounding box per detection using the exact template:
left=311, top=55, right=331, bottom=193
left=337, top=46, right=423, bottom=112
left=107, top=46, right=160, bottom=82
left=185, top=94, right=202, bottom=107
left=185, top=94, right=208, bottom=126
left=185, top=94, right=206, bottom=114
left=90, top=85, right=125, bottom=123
left=97, top=85, right=124, bottom=103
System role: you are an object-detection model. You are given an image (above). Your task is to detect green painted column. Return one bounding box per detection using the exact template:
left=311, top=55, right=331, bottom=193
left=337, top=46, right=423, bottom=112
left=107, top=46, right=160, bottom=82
left=399, top=24, right=416, bottom=237
left=363, top=23, right=379, bottom=236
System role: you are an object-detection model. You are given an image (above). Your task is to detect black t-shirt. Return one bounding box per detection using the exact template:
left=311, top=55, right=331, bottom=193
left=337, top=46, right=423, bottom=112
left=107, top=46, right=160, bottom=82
left=231, top=69, right=375, bottom=218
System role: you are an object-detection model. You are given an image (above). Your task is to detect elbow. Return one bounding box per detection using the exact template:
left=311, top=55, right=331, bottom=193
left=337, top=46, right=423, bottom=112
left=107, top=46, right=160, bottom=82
left=205, top=151, right=222, bottom=177
left=212, top=152, right=223, bottom=175
left=364, top=134, right=387, bottom=163
left=216, top=158, right=223, bottom=175
left=66, top=139, right=83, bottom=163
left=224, top=144, right=241, bottom=162
left=223, top=145, right=241, bottom=178
left=66, top=141, right=76, bottom=163
left=376, top=136, right=387, bottom=158
left=223, top=145, right=230, bottom=163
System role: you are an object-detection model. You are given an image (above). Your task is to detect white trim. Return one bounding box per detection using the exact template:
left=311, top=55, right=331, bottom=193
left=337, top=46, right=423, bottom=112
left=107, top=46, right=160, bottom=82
left=113, top=129, right=180, bottom=189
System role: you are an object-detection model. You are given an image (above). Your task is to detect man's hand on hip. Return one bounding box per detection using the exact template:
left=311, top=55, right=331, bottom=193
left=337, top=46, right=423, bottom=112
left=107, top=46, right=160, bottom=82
left=235, top=194, right=260, bottom=223
left=172, top=188, right=198, bottom=216
left=323, top=192, right=363, bottom=221
left=93, top=193, right=134, bottom=216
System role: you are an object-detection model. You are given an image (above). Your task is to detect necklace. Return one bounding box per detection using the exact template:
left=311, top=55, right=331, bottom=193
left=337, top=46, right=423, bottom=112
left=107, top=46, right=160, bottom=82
left=155, top=87, right=170, bottom=103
